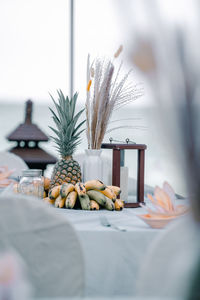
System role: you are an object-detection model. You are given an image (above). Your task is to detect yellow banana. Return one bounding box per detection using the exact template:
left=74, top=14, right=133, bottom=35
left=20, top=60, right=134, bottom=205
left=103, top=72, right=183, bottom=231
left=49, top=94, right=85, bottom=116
left=114, top=199, right=124, bottom=211
left=54, top=195, right=61, bottom=207
left=85, top=180, right=106, bottom=191
left=75, top=182, right=86, bottom=196
left=60, top=183, right=74, bottom=198
left=43, top=177, right=51, bottom=191
left=97, top=187, right=116, bottom=201
left=65, top=191, right=77, bottom=209
left=49, top=185, right=61, bottom=199
left=59, top=196, right=67, bottom=208
left=90, top=200, right=100, bottom=210
left=87, top=190, right=107, bottom=206
left=54, top=195, right=66, bottom=208
left=43, top=197, right=55, bottom=205
left=107, top=185, right=121, bottom=196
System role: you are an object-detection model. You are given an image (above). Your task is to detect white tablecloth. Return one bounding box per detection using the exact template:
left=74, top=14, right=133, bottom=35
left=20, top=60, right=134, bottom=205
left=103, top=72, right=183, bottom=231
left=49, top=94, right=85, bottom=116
left=56, top=207, right=163, bottom=297
left=0, top=185, right=189, bottom=298
left=35, top=297, right=181, bottom=300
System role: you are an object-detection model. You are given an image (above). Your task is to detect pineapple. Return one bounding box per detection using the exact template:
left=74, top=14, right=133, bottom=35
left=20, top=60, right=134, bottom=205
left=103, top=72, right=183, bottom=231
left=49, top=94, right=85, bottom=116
left=49, top=90, right=85, bottom=189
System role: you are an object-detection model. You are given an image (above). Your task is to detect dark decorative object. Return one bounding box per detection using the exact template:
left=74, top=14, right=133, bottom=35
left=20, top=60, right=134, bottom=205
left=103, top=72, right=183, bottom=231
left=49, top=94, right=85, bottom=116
left=101, top=142, right=147, bottom=208
left=7, top=100, right=57, bottom=172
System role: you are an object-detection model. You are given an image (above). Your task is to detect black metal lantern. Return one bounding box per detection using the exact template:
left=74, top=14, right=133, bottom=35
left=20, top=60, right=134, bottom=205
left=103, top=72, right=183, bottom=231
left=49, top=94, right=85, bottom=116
left=101, top=141, right=147, bottom=208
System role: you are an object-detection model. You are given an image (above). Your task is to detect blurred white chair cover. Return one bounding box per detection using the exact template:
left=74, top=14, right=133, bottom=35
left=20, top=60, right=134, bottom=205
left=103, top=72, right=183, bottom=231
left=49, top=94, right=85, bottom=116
left=0, top=193, right=84, bottom=298
left=136, top=214, right=200, bottom=298
left=0, top=250, right=32, bottom=300
left=0, top=151, right=28, bottom=177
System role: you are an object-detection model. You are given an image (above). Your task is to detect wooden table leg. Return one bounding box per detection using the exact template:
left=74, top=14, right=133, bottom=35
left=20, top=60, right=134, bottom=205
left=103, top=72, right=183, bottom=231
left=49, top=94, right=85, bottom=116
left=137, top=149, right=145, bottom=203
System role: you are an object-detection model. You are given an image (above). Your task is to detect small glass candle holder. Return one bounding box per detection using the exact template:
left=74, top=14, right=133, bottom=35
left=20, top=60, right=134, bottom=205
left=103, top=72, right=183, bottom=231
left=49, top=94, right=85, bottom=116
left=18, top=169, right=44, bottom=199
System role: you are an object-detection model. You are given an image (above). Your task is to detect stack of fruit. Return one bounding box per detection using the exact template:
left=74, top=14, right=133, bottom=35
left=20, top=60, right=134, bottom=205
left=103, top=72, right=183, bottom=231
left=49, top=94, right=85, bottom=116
left=43, top=180, right=124, bottom=211
left=45, top=92, right=124, bottom=211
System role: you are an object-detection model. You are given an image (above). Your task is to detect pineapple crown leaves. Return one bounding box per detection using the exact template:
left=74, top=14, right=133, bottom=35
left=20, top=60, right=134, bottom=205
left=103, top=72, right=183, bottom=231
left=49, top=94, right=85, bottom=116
left=49, top=90, right=86, bottom=157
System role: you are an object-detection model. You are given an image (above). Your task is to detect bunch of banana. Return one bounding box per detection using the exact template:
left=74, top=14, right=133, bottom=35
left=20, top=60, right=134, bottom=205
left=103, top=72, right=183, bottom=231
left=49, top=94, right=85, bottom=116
left=44, top=179, right=124, bottom=211
left=86, top=183, right=124, bottom=211
left=44, top=183, right=77, bottom=208
left=88, top=182, right=124, bottom=211
left=43, top=177, right=51, bottom=198
left=75, top=182, right=90, bottom=210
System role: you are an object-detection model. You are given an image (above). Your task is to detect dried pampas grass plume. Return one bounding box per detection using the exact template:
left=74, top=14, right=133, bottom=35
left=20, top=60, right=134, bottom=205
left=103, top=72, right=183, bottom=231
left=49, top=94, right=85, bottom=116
left=90, top=67, right=95, bottom=78
left=114, top=45, right=123, bottom=58
left=85, top=47, right=144, bottom=149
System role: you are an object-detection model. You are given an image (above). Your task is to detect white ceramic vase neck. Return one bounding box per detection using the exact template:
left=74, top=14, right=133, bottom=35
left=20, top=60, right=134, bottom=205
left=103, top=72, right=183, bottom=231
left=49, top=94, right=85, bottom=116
left=83, top=149, right=103, bottom=182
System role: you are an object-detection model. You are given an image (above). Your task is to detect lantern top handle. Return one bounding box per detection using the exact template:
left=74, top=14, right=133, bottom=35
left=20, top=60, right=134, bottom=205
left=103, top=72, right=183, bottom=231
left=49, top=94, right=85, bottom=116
left=101, top=143, right=147, bottom=150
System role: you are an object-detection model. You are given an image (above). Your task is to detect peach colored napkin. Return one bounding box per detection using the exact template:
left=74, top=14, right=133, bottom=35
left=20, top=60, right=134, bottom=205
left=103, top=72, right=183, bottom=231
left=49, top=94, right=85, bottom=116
left=0, top=166, right=16, bottom=188
left=140, top=181, right=189, bottom=219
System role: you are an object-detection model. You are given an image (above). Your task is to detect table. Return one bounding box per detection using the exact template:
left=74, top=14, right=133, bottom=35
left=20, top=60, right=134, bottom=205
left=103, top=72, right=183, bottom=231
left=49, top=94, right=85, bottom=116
left=57, top=206, right=162, bottom=297
left=35, top=297, right=180, bottom=300
left=57, top=197, right=189, bottom=297
left=0, top=185, right=187, bottom=298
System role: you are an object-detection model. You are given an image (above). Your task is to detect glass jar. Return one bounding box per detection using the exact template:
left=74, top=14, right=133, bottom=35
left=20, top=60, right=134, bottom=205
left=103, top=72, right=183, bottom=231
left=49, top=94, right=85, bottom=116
left=18, top=169, right=44, bottom=198
left=83, top=149, right=103, bottom=182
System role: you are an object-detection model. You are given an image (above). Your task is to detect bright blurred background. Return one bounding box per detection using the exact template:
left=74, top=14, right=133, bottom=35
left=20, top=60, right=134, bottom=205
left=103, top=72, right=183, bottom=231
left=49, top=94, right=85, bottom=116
left=0, top=0, right=199, bottom=196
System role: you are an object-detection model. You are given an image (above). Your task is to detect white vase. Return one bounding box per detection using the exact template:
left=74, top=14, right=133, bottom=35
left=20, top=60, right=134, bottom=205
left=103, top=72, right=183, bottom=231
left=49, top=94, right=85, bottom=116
left=83, top=149, right=103, bottom=182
